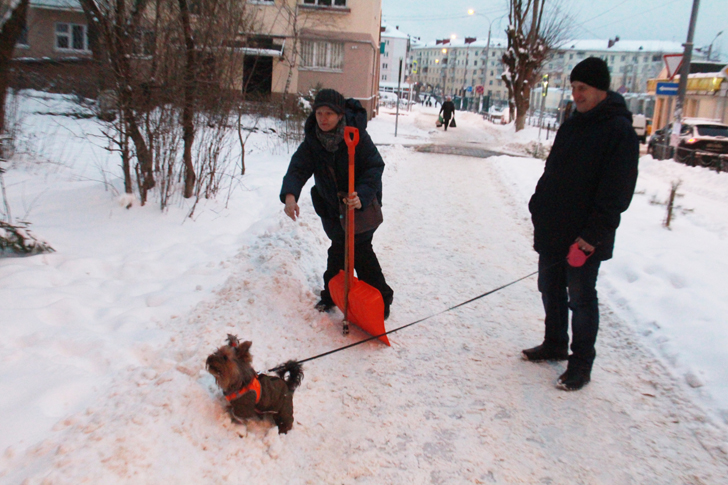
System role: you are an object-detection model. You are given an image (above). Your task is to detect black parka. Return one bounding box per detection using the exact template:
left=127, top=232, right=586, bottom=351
left=440, top=101, right=456, bottom=120
left=280, top=100, right=384, bottom=223
left=528, top=91, right=639, bottom=260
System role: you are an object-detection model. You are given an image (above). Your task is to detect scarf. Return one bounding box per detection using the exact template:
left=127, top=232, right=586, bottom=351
left=316, top=117, right=345, bottom=153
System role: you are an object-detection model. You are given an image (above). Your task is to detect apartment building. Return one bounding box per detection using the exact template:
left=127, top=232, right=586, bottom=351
left=379, top=23, right=409, bottom=88
left=248, top=0, right=382, bottom=115
left=411, top=37, right=705, bottom=110
left=11, top=0, right=383, bottom=116
left=410, top=36, right=510, bottom=106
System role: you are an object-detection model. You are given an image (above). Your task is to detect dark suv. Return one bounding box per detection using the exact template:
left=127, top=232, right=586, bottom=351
left=647, top=119, right=728, bottom=171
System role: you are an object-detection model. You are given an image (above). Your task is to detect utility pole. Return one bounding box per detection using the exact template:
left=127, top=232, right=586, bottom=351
left=538, top=74, right=549, bottom=141
left=395, top=57, right=403, bottom=137
left=670, top=0, right=700, bottom=151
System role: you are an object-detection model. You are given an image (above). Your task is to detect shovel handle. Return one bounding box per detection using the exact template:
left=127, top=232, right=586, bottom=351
left=342, top=127, right=359, bottom=335
left=344, top=126, right=359, bottom=155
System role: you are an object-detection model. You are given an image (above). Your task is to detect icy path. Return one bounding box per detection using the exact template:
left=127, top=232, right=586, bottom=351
left=4, top=118, right=728, bottom=483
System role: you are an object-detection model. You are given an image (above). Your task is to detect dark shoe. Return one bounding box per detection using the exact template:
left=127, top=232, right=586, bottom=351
left=383, top=295, right=393, bottom=321
left=521, top=344, right=568, bottom=362
left=556, top=366, right=591, bottom=391
left=315, top=299, right=335, bottom=313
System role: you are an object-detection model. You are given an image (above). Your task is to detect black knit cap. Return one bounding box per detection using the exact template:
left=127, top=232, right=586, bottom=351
left=570, top=57, right=611, bottom=91
left=312, top=89, right=346, bottom=114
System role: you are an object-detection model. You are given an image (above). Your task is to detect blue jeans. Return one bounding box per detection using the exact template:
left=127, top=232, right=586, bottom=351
left=537, top=253, right=601, bottom=369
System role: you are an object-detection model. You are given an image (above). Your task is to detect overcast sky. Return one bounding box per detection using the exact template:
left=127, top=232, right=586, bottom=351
left=382, top=0, right=728, bottom=60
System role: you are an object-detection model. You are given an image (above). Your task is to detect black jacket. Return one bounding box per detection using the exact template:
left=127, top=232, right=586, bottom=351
left=440, top=101, right=456, bottom=119
left=528, top=91, right=639, bottom=260
left=280, top=100, right=384, bottom=222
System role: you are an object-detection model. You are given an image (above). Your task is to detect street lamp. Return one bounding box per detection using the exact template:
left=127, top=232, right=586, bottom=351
left=707, top=31, right=723, bottom=61
left=467, top=9, right=508, bottom=112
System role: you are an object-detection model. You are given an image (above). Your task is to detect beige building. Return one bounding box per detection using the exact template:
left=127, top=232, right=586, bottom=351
left=217, top=0, right=382, bottom=116
left=648, top=63, right=728, bottom=130
left=12, top=0, right=383, bottom=116
left=13, top=0, right=91, bottom=60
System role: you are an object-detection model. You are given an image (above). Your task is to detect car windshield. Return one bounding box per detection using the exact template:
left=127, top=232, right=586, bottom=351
left=695, top=125, right=728, bottom=137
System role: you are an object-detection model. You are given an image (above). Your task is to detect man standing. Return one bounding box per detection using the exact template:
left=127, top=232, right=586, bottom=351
left=439, top=96, right=456, bottom=130
left=523, top=57, right=639, bottom=391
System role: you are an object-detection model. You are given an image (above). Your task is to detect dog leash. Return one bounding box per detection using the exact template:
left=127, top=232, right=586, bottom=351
left=269, top=264, right=554, bottom=373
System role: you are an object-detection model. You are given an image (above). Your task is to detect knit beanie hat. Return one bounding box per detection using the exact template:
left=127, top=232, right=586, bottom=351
left=312, top=89, right=346, bottom=114
left=570, top=57, right=611, bottom=91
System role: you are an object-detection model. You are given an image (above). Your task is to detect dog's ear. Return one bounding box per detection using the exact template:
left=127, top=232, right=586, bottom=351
left=236, top=340, right=253, bottom=363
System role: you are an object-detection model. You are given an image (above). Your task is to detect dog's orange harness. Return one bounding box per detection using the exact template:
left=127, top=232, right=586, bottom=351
left=225, top=376, right=261, bottom=404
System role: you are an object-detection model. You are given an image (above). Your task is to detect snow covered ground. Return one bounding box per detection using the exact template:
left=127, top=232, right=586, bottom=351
left=1, top=92, right=727, bottom=483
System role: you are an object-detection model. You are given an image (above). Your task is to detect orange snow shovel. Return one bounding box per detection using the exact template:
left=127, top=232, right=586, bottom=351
left=329, top=127, right=390, bottom=346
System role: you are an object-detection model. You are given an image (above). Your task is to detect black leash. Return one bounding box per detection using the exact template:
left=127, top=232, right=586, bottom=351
left=269, top=266, right=544, bottom=373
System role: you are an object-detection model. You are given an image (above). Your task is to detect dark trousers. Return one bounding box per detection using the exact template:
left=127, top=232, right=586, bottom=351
left=443, top=117, right=451, bottom=130
left=320, top=217, right=393, bottom=305
left=537, top=253, right=601, bottom=369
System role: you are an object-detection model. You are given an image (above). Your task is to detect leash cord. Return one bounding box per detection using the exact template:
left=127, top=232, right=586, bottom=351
left=269, top=266, right=547, bottom=372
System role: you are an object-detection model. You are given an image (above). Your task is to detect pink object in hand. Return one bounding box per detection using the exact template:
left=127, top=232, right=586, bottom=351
left=567, top=242, right=593, bottom=267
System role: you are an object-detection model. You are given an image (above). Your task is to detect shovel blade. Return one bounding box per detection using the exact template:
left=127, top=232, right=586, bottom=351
left=329, top=270, right=390, bottom=346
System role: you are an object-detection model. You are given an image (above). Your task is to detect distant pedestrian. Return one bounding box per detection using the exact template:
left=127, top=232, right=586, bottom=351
left=523, top=57, right=639, bottom=391
left=439, top=96, right=456, bottom=131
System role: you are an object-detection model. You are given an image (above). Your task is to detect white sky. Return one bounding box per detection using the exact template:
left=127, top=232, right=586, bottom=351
left=382, top=0, right=728, bottom=61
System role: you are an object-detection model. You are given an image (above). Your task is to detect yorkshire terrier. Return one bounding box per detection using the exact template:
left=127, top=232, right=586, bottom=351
left=206, top=335, right=303, bottom=434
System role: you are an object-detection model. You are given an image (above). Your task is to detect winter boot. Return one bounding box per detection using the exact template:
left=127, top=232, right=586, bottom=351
left=521, top=343, right=569, bottom=362
left=315, top=298, right=335, bottom=313
left=556, top=365, right=591, bottom=391
left=384, top=295, right=393, bottom=321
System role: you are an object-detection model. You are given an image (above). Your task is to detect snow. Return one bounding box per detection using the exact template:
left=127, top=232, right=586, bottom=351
left=1, top=91, right=728, bottom=482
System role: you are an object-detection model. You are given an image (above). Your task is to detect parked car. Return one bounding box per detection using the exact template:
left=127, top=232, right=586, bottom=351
left=647, top=118, right=728, bottom=170
left=633, top=114, right=647, bottom=143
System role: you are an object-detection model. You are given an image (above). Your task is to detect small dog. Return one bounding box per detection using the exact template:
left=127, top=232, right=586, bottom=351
left=206, top=335, right=303, bottom=434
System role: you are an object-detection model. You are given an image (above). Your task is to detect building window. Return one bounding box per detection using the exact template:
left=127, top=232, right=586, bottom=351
left=300, top=40, right=344, bottom=70
left=382, top=75, right=387, bottom=80
left=382, top=63, right=388, bottom=69
left=16, top=23, right=29, bottom=47
left=133, top=30, right=155, bottom=57
left=55, top=23, right=88, bottom=51
left=303, top=0, right=347, bottom=6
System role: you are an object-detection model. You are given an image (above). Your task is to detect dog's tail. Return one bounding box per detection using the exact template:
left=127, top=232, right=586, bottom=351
left=275, top=360, right=304, bottom=393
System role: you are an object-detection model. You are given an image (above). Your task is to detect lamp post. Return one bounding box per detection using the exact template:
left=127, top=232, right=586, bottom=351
left=468, top=9, right=508, bottom=113
left=707, top=31, right=723, bottom=61
left=441, top=47, right=448, bottom=98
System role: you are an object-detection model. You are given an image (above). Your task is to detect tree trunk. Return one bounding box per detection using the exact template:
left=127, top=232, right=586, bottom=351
left=0, top=0, right=29, bottom=135
left=178, top=0, right=197, bottom=199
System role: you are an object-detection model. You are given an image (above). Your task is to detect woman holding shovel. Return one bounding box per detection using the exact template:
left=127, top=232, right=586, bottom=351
left=280, top=89, right=394, bottom=320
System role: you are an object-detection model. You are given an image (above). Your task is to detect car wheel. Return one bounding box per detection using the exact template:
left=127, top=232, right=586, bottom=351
left=676, top=148, right=693, bottom=166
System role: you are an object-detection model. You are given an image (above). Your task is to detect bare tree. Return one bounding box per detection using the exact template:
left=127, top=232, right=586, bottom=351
left=79, top=0, right=157, bottom=202
left=0, top=0, right=28, bottom=135
left=176, top=0, right=196, bottom=198
left=501, top=0, right=570, bottom=131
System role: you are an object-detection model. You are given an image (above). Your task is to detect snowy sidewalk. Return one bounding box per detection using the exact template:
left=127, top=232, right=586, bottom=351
left=2, top=99, right=727, bottom=483
left=6, top=133, right=728, bottom=484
